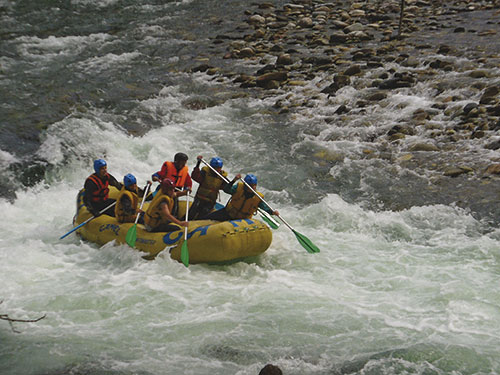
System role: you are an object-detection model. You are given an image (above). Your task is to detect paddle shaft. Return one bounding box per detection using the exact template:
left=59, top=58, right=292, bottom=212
left=133, top=183, right=151, bottom=225
left=60, top=201, right=117, bottom=239
left=184, top=191, right=190, bottom=239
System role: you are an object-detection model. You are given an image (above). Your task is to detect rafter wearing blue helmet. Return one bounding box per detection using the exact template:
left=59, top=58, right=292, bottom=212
left=115, top=173, right=151, bottom=223
left=203, top=172, right=279, bottom=221
left=83, top=159, right=122, bottom=217
left=189, top=155, right=229, bottom=220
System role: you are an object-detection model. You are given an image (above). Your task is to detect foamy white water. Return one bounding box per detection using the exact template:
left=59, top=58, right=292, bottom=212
left=2, top=1, right=500, bottom=374
left=2, top=91, right=500, bottom=375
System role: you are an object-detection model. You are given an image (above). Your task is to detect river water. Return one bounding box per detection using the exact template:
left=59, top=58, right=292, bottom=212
left=1, top=1, right=500, bottom=374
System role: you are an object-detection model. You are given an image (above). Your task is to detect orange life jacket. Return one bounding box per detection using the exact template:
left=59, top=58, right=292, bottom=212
left=195, top=166, right=228, bottom=203
left=225, top=183, right=263, bottom=219
left=163, top=161, right=189, bottom=188
left=86, top=173, right=110, bottom=203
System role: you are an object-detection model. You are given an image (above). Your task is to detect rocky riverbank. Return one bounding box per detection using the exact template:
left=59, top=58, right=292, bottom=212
left=189, top=0, right=500, bottom=222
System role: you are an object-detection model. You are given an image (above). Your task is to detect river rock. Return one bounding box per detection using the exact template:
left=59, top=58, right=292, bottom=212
left=259, top=364, right=283, bottom=375
left=343, top=64, right=362, bottom=76
left=321, top=74, right=351, bottom=95
left=484, top=164, right=500, bottom=174
left=408, top=143, right=440, bottom=152
left=443, top=166, right=472, bottom=177
left=276, top=53, right=293, bottom=66
left=479, top=86, right=500, bottom=104
left=249, top=14, right=266, bottom=24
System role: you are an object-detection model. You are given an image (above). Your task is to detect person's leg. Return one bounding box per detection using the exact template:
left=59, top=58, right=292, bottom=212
left=203, top=208, right=231, bottom=221
left=151, top=222, right=182, bottom=232
left=188, top=198, right=202, bottom=220
left=94, top=199, right=116, bottom=217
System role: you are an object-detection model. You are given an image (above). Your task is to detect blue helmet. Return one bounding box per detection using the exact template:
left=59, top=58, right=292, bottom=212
left=123, top=173, right=137, bottom=188
left=210, top=157, right=223, bottom=169
left=244, top=174, right=257, bottom=185
left=93, top=159, right=107, bottom=173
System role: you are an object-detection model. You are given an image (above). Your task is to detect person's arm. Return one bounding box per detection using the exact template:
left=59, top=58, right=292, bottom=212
left=191, top=155, right=203, bottom=183
left=160, top=202, right=188, bottom=227
left=152, top=162, right=168, bottom=182
left=108, top=174, right=123, bottom=190
left=191, top=166, right=204, bottom=183
left=258, top=200, right=279, bottom=216
left=223, top=173, right=241, bottom=194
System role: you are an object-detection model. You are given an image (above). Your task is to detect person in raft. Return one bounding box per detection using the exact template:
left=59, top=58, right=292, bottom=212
left=114, top=173, right=152, bottom=224
left=152, top=152, right=192, bottom=194
left=83, top=159, right=122, bottom=217
left=188, top=155, right=230, bottom=220
left=203, top=173, right=279, bottom=221
left=144, top=178, right=188, bottom=232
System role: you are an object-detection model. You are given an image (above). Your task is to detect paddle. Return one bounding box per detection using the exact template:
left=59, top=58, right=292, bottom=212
left=126, top=183, right=151, bottom=248
left=60, top=201, right=117, bottom=239
left=239, top=178, right=320, bottom=254
left=199, top=158, right=280, bottom=229
left=180, top=191, right=190, bottom=267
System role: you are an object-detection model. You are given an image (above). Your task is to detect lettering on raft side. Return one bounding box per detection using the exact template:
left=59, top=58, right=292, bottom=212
left=228, top=219, right=254, bottom=227
left=136, top=238, right=156, bottom=245
left=162, top=220, right=255, bottom=245
left=99, top=223, right=120, bottom=236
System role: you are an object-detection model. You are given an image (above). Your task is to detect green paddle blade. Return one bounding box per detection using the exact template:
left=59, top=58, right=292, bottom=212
left=180, top=241, right=189, bottom=267
left=126, top=224, right=137, bottom=248
left=260, top=212, right=279, bottom=230
left=293, top=229, right=320, bottom=254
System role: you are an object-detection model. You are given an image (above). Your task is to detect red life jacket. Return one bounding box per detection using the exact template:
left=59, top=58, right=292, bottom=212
left=86, top=173, right=110, bottom=203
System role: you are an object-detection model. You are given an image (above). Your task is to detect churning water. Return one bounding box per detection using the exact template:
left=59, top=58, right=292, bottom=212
left=1, top=1, right=499, bottom=374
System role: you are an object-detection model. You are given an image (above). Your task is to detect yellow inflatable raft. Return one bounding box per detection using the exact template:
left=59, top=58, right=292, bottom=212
left=73, top=187, right=273, bottom=264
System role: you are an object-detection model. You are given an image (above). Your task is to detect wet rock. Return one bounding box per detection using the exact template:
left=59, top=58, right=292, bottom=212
left=343, top=64, right=362, bottom=76
left=469, top=70, right=489, bottom=78
left=335, top=104, right=350, bottom=114
left=484, top=164, right=500, bottom=174
left=408, top=143, right=440, bottom=152
left=256, top=64, right=276, bottom=75
left=463, top=102, right=479, bottom=115
left=485, top=139, right=500, bottom=150
left=443, top=166, right=473, bottom=177
left=192, top=64, right=211, bottom=73
left=479, top=86, right=500, bottom=104
left=259, top=364, right=283, bottom=375
left=256, top=71, right=287, bottom=89
left=249, top=14, right=266, bottom=24
left=238, top=47, right=256, bottom=58
left=366, top=91, right=387, bottom=101
left=276, top=54, right=293, bottom=66
left=329, top=32, right=349, bottom=44
left=298, top=17, right=313, bottom=28
left=321, top=74, right=351, bottom=95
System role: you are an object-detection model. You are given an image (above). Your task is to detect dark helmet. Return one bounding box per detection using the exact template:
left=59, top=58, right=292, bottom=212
left=123, top=173, right=137, bottom=188
left=93, top=159, right=107, bottom=173
left=161, top=178, right=175, bottom=191
left=210, top=157, right=223, bottom=169
left=174, top=152, right=188, bottom=162
left=244, top=174, right=257, bottom=185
